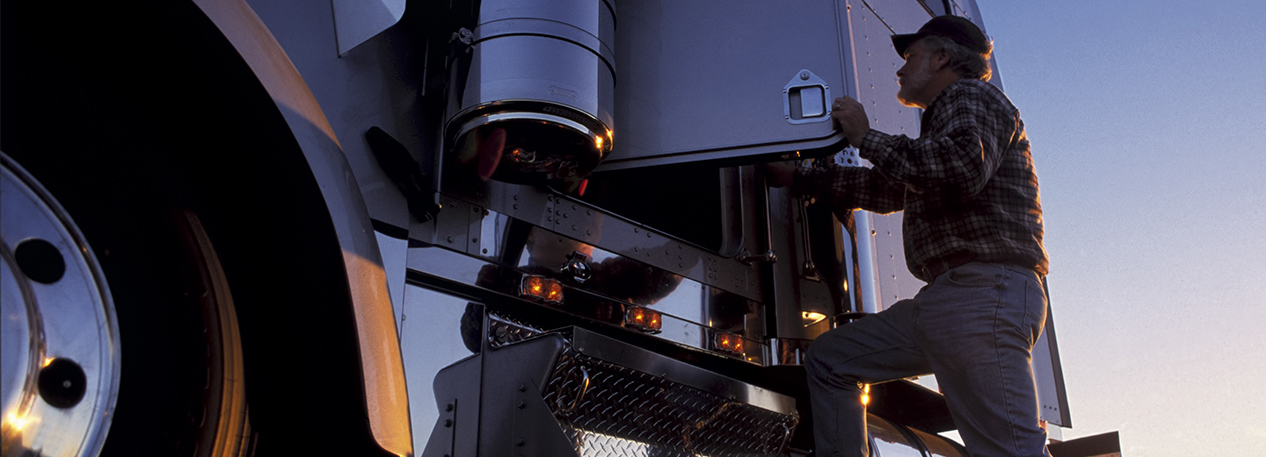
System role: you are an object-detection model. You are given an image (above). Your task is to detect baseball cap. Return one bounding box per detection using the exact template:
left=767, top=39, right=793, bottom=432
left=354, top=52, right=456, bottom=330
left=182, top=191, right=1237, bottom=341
left=891, top=15, right=990, bottom=58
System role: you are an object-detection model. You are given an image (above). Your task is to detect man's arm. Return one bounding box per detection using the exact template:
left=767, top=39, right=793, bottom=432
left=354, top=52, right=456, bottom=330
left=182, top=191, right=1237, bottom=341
left=840, top=83, right=1013, bottom=200
left=763, top=161, right=906, bottom=215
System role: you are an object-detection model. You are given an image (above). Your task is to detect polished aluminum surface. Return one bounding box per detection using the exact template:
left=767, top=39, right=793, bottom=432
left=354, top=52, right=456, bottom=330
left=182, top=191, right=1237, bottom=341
left=569, top=328, right=792, bottom=415
left=373, top=230, right=410, bottom=336
left=405, top=246, right=490, bottom=289
left=512, top=224, right=768, bottom=361
left=847, top=0, right=922, bottom=315
left=331, top=0, right=405, bottom=55
left=405, top=240, right=771, bottom=363
left=910, top=426, right=968, bottom=457
left=843, top=0, right=934, bottom=313
left=458, top=0, right=615, bottom=127
left=413, top=172, right=772, bottom=360
left=1, top=154, right=120, bottom=457
left=515, top=226, right=690, bottom=303
left=867, top=414, right=966, bottom=457
left=196, top=2, right=416, bottom=451
left=545, top=352, right=797, bottom=457
left=448, top=0, right=616, bottom=184
left=429, top=183, right=763, bottom=301
left=447, top=102, right=614, bottom=187
left=487, top=312, right=547, bottom=349
left=771, top=337, right=814, bottom=366
left=852, top=211, right=882, bottom=314
left=783, top=69, right=834, bottom=125
left=398, top=285, right=482, bottom=456
left=598, top=1, right=849, bottom=171
left=543, top=328, right=798, bottom=457
left=457, top=111, right=606, bottom=151
left=1032, top=299, right=1072, bottom=426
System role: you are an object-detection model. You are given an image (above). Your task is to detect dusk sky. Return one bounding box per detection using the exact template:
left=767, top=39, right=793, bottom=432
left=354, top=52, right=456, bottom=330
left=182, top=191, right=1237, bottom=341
left=974, top=0, right=1266, bottom=453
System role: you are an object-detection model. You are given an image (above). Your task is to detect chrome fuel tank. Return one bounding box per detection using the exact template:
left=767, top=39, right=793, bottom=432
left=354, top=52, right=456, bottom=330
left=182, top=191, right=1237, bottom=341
left=448, top=0, right=616, bottom=188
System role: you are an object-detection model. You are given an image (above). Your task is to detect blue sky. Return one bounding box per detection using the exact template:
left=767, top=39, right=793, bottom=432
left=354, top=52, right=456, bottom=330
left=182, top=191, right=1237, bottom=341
left=974, top=0, right=1266, bottom=453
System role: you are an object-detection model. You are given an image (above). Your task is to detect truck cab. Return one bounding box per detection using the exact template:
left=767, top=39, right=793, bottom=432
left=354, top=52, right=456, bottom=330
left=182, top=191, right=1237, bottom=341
left=0, top=1, right=1068, bottom=456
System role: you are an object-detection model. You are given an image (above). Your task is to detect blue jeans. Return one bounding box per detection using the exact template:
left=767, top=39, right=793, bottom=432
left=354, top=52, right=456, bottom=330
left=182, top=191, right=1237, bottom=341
left=805, top=263, right=1050, bottom=457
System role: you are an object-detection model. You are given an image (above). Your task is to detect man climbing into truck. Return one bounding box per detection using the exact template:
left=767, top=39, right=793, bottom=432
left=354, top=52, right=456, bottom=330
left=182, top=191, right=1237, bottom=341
left=764, top=15, right=1052, bottom=457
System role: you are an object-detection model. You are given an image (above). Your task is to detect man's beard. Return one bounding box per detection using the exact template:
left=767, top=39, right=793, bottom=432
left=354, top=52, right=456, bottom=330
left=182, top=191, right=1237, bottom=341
left=896, top=62, right=933, bottom=108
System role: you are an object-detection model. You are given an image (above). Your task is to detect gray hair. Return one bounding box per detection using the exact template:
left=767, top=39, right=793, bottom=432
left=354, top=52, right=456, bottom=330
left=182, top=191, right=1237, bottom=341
left=919, top=35, right=993, bottom=81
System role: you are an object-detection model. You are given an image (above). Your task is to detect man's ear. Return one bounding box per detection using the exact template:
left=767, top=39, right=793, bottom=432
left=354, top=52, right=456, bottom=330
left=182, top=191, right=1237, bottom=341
left=931, top=49, right=951, bottom=71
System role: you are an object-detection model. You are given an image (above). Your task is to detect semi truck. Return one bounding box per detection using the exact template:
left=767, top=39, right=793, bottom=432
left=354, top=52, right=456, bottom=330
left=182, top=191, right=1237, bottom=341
left=0, top=0, right=1072, bottom=455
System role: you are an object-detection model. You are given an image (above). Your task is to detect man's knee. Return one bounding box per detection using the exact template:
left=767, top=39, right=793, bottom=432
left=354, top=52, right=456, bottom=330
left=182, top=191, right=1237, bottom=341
left=804, top=332, right=862, bottom=387
left=803, top=337, right=829, bottom=379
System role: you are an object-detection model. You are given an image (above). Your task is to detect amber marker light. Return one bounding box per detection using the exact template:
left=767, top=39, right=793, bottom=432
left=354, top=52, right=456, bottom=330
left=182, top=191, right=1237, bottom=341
left=860, top=383, right=871, bottom=407
left=712, top=331, right=745, bottom=356
left=624, top=306, right=662, bottom=333
left=594, top=129, right=613, bottom=159
left=520, top=275, right=564, bottom=305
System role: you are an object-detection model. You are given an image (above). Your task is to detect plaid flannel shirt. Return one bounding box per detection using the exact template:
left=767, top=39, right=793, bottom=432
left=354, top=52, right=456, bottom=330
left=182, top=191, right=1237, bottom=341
left=793, top=78, right=1048, bottom=282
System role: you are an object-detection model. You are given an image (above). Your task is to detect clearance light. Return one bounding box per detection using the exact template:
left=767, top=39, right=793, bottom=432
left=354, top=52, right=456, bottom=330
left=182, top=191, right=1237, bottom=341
left=712, top=331, right=745, bottom=356
left=624, top=306, right=662, bottom=333
left=520, top=275, right=564, bottom=305
left=860, top=383, right=871, bottom=407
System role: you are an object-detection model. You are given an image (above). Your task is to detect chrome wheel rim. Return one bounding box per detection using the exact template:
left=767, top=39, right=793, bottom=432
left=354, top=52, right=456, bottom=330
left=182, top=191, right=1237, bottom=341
left=1, top=153, right=120, bottom=457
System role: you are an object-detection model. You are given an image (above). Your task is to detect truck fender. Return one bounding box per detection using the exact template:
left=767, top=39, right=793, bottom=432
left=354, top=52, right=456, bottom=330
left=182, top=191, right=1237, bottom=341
left=191, top=0, right=409, bottom=454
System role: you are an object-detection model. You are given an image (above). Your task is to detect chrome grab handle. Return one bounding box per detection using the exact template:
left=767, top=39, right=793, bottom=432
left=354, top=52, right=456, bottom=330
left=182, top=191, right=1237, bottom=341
left=798, top=196, right=821, bottom=282
left=557, top=366, right=590, bottom=414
